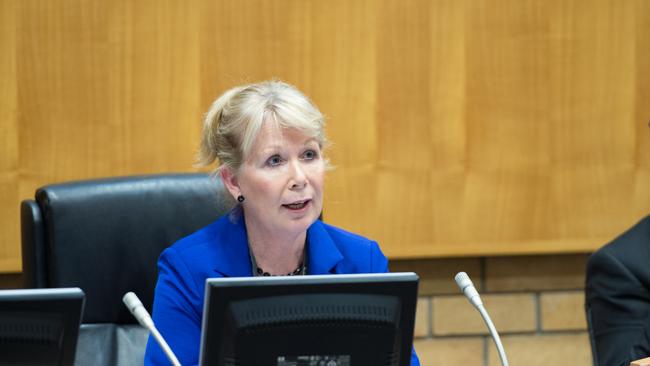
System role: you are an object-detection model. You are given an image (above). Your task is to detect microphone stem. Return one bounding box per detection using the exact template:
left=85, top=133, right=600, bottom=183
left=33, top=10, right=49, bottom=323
left=478, top=305, right=509, bottom=366
left=149, top=325, right=181, bottom=366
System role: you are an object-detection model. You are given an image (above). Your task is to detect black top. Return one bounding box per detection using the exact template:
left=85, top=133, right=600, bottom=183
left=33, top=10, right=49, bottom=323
left=586, top=215, right=650, bottom=366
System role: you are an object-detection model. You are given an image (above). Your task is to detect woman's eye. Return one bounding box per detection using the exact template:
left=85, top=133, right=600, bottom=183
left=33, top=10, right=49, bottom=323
left=302, top=150, right=318, bottom=160
left=266, top=155, right=283, bottom=166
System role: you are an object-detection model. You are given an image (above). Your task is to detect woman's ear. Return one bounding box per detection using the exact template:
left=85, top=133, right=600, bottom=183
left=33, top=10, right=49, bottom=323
left=219, top=167, right=241, bottom=201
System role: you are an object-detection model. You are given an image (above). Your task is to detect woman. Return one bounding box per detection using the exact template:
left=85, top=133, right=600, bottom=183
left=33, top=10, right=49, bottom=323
left=145, top=80, right=420, bottom=365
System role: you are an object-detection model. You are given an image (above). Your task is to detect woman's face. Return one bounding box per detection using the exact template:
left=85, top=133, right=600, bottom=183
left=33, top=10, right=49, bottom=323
left=229, top=122, right=325, bottom=238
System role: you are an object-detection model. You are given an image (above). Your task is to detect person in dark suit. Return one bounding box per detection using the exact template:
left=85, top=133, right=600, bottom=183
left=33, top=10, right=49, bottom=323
left=586, top=216, right=650, bottom=366
left=144, top=80, right=420, bottom=365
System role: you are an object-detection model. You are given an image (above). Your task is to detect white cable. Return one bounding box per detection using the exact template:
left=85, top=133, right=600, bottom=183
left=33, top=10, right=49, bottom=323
left=454, top=272, right=509, bottom=366
left=123, top=292, right=181, bottom=366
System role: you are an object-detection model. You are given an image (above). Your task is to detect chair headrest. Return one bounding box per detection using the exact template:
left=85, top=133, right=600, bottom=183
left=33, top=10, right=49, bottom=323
left=35, top=173, right=233, bottom=324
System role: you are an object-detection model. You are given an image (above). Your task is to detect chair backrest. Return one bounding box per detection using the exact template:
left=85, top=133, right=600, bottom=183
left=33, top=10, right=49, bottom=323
left=21, top=173, right=234, bottom=324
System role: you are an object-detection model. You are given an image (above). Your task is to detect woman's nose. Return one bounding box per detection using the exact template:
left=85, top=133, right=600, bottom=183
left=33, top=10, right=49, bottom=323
left=289, top=160, right=307, bottom=189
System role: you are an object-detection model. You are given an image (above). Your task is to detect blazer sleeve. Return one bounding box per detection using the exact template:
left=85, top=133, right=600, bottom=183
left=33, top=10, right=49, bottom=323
left=144, top=246, right=205, bottom=366
left=369, top=240, right=389, bottom=273
left=586, top=248, right=650, bottom=366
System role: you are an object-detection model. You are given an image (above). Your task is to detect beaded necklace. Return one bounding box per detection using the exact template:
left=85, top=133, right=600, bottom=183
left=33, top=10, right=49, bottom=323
left=248, top=240, right=307, bottom=277
left=255, top=262, right=305, bottom=276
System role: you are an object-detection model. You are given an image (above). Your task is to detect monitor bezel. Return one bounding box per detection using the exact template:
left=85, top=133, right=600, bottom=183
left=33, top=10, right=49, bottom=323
left=199, top=272, right=419, bottom=366
left=0, top=287, right=85, bottom=366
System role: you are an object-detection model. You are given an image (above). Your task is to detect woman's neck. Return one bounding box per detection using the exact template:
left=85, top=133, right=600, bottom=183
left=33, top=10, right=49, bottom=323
left=245, top=221, right=307, bottom=276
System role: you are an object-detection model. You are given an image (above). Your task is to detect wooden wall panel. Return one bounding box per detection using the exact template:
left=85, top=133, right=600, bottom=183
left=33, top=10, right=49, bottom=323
left=632, top=0, right=650, bottom=225
left=0, top=0, right=19, bottom=271
left=17, top=1, right=201, bottom=183
left=1, top=0, right=649, bottom=272
left=307, top=0, right=380, bottom=236
left=200, top=0, right=313, bottom=101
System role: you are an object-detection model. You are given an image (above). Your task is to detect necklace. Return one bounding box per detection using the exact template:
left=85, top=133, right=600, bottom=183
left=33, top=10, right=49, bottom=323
left=247, top=237, right=308, bottom=277
left=255, top=262, right=305, bottom=276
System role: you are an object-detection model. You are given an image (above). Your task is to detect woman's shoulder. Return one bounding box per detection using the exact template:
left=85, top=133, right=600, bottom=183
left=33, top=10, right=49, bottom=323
left=156, top=214, right=239, bottom=289
left=313, top=221, right=384, bottom=261
left=162, top=213, right=236, bottom=263
left=170, top=217, right=224, bottom=249
left=311, top=221, right=387, bottom=273
left=316, top=221, right=377, bottom=246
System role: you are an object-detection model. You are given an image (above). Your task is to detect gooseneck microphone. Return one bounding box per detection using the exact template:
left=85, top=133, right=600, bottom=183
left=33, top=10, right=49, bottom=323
left=454, top=272, right=509, bottom=366
left=123, top=292, right=181, bottom=366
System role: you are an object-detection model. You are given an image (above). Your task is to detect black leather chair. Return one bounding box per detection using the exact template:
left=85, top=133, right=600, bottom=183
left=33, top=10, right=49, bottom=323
left=21, top=173, right=234, bottom=366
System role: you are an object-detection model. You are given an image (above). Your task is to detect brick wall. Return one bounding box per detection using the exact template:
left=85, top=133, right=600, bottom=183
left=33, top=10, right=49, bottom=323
left=390, top=254, right=593, bottom=366
left=1, top=254, right=594, bottom=365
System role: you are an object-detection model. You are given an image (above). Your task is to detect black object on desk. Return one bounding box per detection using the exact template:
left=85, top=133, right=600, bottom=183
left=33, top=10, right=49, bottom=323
left=0, top=287, right=85, bottom=366
left=200, top=272, right=419, bottom=366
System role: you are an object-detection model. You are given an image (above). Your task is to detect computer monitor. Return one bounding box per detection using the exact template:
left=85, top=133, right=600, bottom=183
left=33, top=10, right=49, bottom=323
left=0, top=287, right=85, bottom=366
left=199, top=272, right=419, bottom=366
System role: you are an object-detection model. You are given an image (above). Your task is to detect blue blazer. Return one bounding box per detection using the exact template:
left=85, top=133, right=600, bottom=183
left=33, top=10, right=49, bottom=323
left=144, top=212, right=420, bottom=365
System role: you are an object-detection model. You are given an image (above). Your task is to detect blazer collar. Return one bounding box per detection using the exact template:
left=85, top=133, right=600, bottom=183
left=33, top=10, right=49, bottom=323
left=213, top=214, right=343, bottom=277
left=306, top=220, right=344, bottom=274
left=212, top=213, right=252, bottom=277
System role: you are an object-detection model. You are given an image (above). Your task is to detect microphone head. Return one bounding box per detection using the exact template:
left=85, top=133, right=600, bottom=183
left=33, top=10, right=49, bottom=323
left=454, top=271, right=474, bottom=290
left=122, top=291, right=143, bottom=312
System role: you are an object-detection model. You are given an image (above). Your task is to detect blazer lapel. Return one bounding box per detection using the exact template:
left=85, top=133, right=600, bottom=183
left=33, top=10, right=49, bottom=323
left=212, top=213, right=252, bottom=278
left=307, top=220, right=343, bottom=274
left=212, top=216, right=343, bottom=277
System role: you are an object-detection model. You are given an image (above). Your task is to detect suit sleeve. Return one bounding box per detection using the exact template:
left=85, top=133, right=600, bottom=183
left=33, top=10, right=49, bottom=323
left=369, top=241, right=421, bottom=366
left=586, top=248, right=650, bottom=366
left=144, top=247, right=204, bottom=366
left=369, top=240, right=389, bottom=273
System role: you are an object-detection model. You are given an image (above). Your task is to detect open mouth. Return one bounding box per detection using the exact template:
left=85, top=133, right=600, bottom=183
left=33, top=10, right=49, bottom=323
left=283, top=200, right=310, bottom=210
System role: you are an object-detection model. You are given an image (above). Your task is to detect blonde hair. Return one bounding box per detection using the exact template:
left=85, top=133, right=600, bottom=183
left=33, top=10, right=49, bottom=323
left=198, top=80, right=328, bottom=174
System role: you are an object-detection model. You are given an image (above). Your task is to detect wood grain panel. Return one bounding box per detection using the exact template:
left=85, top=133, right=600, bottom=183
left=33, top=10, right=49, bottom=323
left=1, top=0, right=650, bottom=272
left=0, top=178, right=19, bottom=271
left=0, top=0, right=20, bottom=271
left=0, top=1, right=17, bottom=173
left=200, top=0, right=314, bottom=105
left=366, top=0, right=434, bottom=255
left=309, top=0, right=378, bottom=234
left=17, top=0, right=201, bottom=183
left=632, top=0, right=650, bottom=222
left=18, top=1, right=113, bottom=181
left=125, top=1, right=201, bottom=173
left=544, top=0, right=638, bottom=240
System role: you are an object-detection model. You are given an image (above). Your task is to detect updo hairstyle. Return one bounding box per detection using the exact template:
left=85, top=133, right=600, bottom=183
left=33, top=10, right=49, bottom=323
left=197, top=80, right=328, bottom=175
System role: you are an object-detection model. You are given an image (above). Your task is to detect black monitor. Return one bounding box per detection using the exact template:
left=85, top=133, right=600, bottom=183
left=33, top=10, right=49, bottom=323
left=199, top=272, right=419, bottom=366
left=0, top=287, right=85, bottom=366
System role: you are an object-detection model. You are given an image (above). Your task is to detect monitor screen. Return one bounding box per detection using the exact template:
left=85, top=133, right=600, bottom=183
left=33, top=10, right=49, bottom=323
left=199, top=272, right=418, bottom=366
left=0, top=288, right=85, bottom=366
